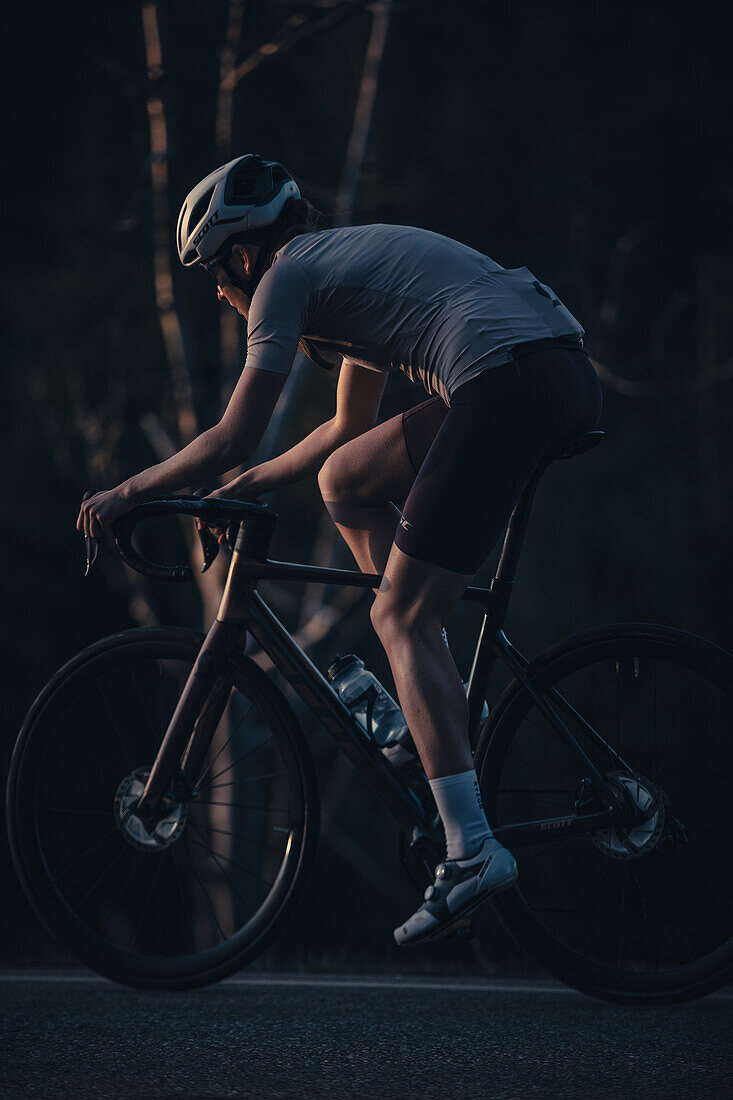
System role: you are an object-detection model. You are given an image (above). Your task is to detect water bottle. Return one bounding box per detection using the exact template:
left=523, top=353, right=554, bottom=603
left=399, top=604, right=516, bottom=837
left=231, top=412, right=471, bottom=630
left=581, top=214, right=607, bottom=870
left=327, top=654, right=415, bottom=767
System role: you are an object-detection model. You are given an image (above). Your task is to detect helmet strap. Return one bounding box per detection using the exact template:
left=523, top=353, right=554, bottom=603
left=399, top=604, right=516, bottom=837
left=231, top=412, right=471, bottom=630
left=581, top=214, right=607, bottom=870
left=249, top=238, right=274, bottom=291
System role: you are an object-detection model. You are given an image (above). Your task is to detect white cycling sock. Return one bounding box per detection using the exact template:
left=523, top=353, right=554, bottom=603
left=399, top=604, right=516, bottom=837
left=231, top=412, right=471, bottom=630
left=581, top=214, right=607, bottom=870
left=429, top=769, right=493, bottom=861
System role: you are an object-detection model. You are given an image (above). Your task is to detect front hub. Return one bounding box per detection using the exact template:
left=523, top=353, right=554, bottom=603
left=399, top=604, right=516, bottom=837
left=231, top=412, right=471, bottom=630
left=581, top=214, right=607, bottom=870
left=114, top=767, right=188, bottom=852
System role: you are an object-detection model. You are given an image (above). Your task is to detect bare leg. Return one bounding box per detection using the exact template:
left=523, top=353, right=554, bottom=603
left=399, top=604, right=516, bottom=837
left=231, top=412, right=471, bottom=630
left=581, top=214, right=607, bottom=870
left=370, top=545, right=474, bottom=779
left=317, top=414, right=419, bottom=575
left=320, top=499, right=402, bottom=576
left=317, top=403, right=472, bottom=776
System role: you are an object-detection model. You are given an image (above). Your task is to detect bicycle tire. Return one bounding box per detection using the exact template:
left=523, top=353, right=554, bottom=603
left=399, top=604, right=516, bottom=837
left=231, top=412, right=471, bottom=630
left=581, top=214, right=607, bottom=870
left=472, top=622, right=733, bottom=1004
left=6, top=627, right=320, bottom=990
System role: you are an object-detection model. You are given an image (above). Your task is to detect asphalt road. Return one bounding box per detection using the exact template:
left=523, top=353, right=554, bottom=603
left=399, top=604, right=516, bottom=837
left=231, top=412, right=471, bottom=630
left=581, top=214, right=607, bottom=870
left=1, top=971, right=730, bottom=1099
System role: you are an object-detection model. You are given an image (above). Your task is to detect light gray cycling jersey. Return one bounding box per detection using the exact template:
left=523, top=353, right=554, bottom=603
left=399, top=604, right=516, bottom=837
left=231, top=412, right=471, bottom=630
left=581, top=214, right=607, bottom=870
left=245, top=224, right=584, bottom=404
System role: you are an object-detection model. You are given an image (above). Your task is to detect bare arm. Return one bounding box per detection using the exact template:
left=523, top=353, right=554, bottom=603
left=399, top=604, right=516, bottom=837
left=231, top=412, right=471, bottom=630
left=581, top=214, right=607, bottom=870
left=77, top=366, right=287, bottom=537
left=212, top=360, right=388, bottom=500
left=123, top=368, right=287, bottom=502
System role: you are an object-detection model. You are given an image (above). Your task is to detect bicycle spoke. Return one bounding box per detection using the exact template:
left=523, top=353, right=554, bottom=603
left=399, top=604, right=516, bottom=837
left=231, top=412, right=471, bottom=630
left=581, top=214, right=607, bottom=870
left=52, top=824, right=120, bottom=882
left=38, top=806, right=112, bottom=817
left=171, top=845, right=197, bottom=954
left=504, top=745, right=555, bottom=778
left=192, top=819, right=287, bottom=854
left=129, top=665, right=161, bottom=750
left=195, top=800, right=290, bottom=815
left=666, top=863, right=694, bottom=965
left=72, top=842, right=132, bottom=916
left=98, top=683, right=133, bottom=771
left=616, top=659, right=621, bottom=755
left=196, top=700, right=255, bottom=788
left=49, top=734, right=120, bottom=778
left=180, top=836, right=227, bottom=946
left=654, top=718, right=730, bottom=783
left=97, top=852, right=144, bottom=937
left=678, top=855, right=733, bottom=914
left=582, top=666, right=607, bottom=747
left=41, top=828, right=100, bottom=848
left=653, top=668, right=694, bottom=774
left=523, top=713, right=571, bottom=750
left=129, top=852, right=167, bottom=952
left=157, top=659, right=165, bottom=747
left=187, top=825, right=258, bottom=926
left=616, top=874, right=627, bottom=968
left=206, top=733, right=275, bottom=786
left=199, top=770, right=285, bottom=792
left=186, top=826, right=272, bottom=893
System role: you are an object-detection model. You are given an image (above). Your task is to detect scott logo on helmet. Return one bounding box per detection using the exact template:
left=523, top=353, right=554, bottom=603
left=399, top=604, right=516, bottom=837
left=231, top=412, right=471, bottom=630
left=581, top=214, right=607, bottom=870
left=193, top=210, right=220, bottom=248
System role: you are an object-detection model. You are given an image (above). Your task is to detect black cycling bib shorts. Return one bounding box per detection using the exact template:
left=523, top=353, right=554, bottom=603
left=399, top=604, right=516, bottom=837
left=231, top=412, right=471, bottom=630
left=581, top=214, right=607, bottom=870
left=394, top=341, right=603, bottom=576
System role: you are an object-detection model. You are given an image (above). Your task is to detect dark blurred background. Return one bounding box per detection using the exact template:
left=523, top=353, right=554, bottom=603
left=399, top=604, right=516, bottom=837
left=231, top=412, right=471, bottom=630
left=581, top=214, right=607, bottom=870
left=2, top=0, right=732, bottom=973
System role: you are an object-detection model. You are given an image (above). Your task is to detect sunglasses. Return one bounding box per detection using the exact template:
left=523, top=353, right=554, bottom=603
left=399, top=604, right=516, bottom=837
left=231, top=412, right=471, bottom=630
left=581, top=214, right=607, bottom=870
left=201, top=250, right=248, bottom=291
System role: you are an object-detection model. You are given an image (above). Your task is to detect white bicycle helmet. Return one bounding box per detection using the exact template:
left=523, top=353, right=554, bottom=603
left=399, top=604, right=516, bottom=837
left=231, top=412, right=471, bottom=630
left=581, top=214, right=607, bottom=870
left=176, top=154, right=300, bottom=267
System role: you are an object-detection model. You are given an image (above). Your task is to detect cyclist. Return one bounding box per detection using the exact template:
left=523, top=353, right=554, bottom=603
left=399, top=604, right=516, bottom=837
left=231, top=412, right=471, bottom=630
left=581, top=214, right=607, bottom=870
left=77, top=154, right=602, bottom=945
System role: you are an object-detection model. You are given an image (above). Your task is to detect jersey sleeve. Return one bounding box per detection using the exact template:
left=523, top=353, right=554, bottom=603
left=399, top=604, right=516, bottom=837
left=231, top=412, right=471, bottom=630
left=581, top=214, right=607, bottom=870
left=244, top=256, right=312, bottom=375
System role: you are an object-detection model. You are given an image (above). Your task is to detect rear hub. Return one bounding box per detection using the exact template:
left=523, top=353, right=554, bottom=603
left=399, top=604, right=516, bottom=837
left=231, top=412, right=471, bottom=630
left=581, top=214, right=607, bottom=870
left=593, top=771, right=666, bottom=860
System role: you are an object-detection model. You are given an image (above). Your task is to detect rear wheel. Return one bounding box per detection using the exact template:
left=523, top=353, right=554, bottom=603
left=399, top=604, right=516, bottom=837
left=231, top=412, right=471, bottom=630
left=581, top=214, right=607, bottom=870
left=7, top=627, right=320, bottom=990
left=472, top=623, right=733, bottom=1003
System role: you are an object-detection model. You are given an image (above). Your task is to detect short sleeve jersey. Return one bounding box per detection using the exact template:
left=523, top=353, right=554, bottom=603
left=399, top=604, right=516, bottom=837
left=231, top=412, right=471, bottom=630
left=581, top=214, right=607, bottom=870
left=245, top=224, right=584, bottom=405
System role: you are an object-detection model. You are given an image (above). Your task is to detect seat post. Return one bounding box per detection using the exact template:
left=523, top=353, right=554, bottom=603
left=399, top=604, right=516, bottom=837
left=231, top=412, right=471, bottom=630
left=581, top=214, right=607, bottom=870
left=488, top=461, right=549, bottom=627
left=485, top=429, right=603, bottom=631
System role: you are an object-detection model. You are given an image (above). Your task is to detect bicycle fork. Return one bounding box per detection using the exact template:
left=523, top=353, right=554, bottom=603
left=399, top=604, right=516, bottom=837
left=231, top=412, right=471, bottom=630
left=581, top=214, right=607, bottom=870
left=134, top=618, right=242, bottom=826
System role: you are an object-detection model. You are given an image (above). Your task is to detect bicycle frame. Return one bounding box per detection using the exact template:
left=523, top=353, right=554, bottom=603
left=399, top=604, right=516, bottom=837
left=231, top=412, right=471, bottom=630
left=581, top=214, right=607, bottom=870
left=135, top=460, right=620, bottom=846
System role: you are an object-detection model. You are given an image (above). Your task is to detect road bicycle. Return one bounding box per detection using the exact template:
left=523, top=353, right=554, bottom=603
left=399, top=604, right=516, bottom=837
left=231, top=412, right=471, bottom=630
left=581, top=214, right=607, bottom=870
left=7, top=430, right=733, bottom=1002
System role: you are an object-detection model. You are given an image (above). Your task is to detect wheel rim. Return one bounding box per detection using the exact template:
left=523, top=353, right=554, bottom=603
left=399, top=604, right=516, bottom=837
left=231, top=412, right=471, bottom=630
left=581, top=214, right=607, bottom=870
left=480, top=639, right=733, bottom=984
left=28, top=643, right=304, bottom=970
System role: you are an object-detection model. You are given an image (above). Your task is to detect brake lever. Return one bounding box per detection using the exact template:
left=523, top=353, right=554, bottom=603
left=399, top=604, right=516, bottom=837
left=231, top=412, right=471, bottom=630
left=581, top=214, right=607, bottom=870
left=84, top=535, right=99, bottom=577
left=81, top=491, right=99, bottom=577
left=192, top=486, right=222, bottom=573
left=197, top=525, right=221, bottom=573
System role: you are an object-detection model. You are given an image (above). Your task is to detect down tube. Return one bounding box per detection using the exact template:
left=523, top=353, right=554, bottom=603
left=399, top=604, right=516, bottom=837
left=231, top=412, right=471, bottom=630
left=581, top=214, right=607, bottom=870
left=240, top=592, right=433, bottom=834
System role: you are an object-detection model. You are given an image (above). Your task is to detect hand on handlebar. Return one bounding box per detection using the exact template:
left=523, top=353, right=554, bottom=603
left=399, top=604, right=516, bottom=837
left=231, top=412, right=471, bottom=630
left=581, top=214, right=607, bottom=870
left=84, top=495, right=272, bottom=583
left=76, top=487, right=135, bottom=539
left=196, top=484, right=256, bottom=547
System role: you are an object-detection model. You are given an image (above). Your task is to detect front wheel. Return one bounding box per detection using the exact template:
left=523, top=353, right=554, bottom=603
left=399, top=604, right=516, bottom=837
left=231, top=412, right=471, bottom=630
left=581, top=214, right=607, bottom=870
left=472, top=623, right=733, bottom=1004
left=6, top=627, right=320, bottom=990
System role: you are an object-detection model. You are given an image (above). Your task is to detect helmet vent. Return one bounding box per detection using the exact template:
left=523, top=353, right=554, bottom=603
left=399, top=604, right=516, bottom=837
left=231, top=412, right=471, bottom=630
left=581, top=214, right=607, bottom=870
left=188, top=187, right=215, bottom=232
left=226, top=163, right=276, bottom=206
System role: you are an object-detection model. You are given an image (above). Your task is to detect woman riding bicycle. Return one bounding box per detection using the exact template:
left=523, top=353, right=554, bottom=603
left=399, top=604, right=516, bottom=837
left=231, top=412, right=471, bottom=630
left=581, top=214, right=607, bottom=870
left=77, top=153, right=603, bottom=945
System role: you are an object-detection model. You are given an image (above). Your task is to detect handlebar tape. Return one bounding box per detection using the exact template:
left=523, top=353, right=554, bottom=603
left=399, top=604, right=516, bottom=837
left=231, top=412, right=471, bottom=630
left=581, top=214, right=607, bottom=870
left=110, top=497, right=272, bottom=582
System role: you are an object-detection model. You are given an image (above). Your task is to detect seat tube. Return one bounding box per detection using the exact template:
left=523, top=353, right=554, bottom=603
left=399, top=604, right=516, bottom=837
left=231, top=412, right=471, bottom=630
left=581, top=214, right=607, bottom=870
left=466, top=611, right=497, bottom=743
left=494, top=464, right=546, bottom=586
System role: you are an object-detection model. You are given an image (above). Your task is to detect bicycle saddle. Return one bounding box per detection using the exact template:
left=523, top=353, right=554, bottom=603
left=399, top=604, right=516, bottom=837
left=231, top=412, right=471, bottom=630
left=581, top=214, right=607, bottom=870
left=545, top=429, right=604, bottom=461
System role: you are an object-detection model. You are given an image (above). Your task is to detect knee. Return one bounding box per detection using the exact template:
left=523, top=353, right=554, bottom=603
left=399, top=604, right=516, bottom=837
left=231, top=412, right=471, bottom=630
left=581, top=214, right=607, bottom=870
left=369, top=596, right=398, bottom=647
left=318, top=444, right=358, bottom=502
left=370, top=592, right=439, bottom=649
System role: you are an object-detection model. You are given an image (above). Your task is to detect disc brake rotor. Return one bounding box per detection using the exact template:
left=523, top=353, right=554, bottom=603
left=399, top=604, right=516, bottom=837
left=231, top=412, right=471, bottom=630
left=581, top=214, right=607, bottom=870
left=114, top=767, right=188, bottom=852
left=593, top=771, right=666, bottom=860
